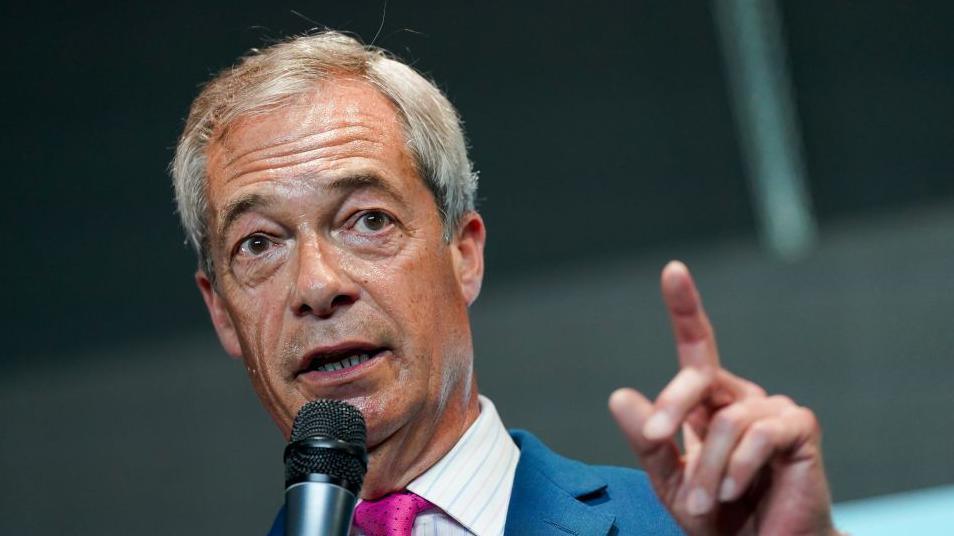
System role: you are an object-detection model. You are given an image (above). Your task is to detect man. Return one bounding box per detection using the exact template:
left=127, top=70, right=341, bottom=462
left=172, top=31, right=839, bottom=535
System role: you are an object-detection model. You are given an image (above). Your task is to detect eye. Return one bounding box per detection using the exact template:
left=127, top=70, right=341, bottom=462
left=353, top=211, right=393, bottom=233
left=237, top=234, right=273, bottom=256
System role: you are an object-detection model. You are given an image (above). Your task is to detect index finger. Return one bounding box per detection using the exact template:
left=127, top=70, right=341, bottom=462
left=661, top=260, right=720, bottom=369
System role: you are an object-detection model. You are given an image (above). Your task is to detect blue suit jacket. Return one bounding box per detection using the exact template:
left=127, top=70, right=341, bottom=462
left=268, top=430, right=683, bottom=535
left=504, top=430, right=682, bottom=535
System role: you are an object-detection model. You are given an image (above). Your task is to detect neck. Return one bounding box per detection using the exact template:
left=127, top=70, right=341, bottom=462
left=360, top=381, right=481, bottom=499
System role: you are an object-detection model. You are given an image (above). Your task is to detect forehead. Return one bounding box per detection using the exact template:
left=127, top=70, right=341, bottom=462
left=204, top=77, right=416, bottom=201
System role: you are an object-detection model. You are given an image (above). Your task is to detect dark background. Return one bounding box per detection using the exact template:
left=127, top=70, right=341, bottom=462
left=3, top=1, right=953, bottom=534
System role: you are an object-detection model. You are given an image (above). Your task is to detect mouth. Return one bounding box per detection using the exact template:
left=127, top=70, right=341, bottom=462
left=296, top=343, right=389, bottom=377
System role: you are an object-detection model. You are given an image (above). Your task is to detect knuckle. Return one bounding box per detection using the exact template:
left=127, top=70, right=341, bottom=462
left=748, top=420, right=776, bottom=445
left=795, top=406, right=821, bottom=434
left=769, top=394, right=795, bottom=407
left=749, top=383, right=768, bottom=398
left=711, top=406, right=745, bottom=434
left=732, top=374, right=766, bottom=398
left=654, top=392, right=678, bottom=411
left=729, top=452, right=756, bottom=474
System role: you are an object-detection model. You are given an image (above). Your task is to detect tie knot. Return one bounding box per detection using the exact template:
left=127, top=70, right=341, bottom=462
left=353, top=490, right=434, bottom=536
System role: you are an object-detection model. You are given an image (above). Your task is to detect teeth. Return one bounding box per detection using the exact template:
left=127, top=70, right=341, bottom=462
left=314, top=352, right=372, bottom=372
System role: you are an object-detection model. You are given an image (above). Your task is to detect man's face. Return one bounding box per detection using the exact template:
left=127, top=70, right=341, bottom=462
left=197, top=78, right=485, bottom=462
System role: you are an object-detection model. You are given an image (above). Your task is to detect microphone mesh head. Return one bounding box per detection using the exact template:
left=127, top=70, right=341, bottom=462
left=290, top=399, right=366, bottom=444
left=285, top=399, right=367, bottom=493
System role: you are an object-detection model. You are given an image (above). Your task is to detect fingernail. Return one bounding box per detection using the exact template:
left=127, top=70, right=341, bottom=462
left=687, top=488, right=713, bottom=516
left=643, top=412, right=672, bottom=439
left=718, top=478, right=736, bottom=502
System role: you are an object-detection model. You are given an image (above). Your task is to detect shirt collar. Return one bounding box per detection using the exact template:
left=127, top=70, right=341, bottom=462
left=406, top=395, right=520, bottom=536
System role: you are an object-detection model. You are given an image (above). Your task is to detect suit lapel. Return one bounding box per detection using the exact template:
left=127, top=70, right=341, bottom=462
left=505, top=430, right=615, bottom=536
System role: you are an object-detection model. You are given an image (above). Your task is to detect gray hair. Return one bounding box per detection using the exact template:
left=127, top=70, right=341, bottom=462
left=170, top=31, right=477, bottom=278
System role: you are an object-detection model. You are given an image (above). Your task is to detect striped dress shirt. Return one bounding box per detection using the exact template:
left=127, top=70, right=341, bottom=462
left=352, top=395, right=520, bottom=536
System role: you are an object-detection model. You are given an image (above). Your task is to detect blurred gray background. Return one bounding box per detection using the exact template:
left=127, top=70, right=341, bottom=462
left=2, top=1, right=953, bottom=534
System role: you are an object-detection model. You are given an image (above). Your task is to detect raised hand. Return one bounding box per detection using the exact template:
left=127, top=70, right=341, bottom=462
left=609, top=261, right=838, bottom=535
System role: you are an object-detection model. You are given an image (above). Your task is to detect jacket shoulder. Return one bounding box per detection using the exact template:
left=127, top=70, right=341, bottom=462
left=585, top=464, right=683, bottom=534
left=508, top=430, right=683, bottom=535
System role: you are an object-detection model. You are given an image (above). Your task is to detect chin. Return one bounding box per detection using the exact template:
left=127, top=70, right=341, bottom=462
left=341, top=392, right=409, bottom=450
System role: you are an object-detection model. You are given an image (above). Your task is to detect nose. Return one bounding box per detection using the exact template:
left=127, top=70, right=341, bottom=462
left=291, top=237, right=359, bottom=319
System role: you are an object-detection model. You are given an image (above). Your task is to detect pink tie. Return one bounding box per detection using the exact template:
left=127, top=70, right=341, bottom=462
left=353, top=491, right=434, bottom=536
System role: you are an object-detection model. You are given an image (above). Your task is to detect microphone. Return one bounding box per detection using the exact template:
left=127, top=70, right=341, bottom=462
left=284, top=399, right=368, bottom=536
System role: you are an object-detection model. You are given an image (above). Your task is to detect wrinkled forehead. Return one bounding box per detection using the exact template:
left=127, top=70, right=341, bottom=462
left=208, top=77, right=409, bottom=167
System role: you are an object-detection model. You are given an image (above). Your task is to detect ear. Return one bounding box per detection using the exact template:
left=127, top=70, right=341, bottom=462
left=195, top=270, right=243, bottom=358
left=451, top=212, right=486, bottom=305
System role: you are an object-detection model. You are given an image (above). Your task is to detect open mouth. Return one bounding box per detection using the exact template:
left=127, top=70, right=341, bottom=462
left=299, top=346, right=388, bottom=375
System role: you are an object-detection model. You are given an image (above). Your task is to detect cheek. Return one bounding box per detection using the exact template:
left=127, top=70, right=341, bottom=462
left=364, top=244, right=459, bottom=324
left=229, top=278, right=293, bottom=365
left=381, top=247, right=469, bottom=371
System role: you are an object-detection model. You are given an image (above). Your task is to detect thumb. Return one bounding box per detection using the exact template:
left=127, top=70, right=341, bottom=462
left=609, top=388, right=684, bottom=497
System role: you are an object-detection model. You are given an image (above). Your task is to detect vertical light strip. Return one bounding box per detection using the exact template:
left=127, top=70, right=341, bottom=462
left=713, top=0, right=817, bottom=260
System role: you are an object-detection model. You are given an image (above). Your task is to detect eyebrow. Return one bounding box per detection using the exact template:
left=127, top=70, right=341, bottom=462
left=216, top=173, right=407, bottom=241
left=218, top=192, right=273, bottom=242
left=326, top=173, right=405, bottom=203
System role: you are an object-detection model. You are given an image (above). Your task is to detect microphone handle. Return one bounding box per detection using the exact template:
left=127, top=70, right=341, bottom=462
left=285, top=481, right=357, bottom=536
